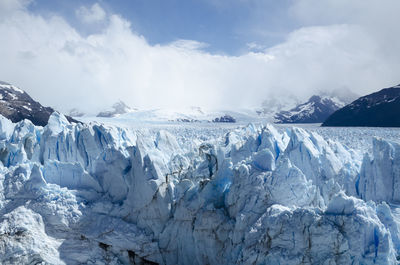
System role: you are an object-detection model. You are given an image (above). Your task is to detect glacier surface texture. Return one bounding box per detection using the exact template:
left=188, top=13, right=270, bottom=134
left=0, top=112, right=400, bottom=264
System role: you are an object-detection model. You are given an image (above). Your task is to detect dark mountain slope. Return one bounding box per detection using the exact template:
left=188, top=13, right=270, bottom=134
left=0, top=81, right=79, bottom=126
left=322, top=84, right=400, bottom=127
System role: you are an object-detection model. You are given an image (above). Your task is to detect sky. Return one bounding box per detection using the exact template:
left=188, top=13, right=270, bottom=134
left=1, top=0, right=400, bottom=113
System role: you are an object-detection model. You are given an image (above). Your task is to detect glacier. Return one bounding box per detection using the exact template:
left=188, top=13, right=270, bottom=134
left=0, top=112, right=399, bottom=264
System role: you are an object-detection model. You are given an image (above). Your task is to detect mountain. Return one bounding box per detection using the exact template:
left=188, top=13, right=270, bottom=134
left=257, top=95, right=300, bottom=117
left=322, top=84, right=400, bottom=127
left=0, top=81, right=78, bottom=126
left=82, top=106, right=265, bottom=124
left=96, top=100, right=137, bottom=117
left=274, top=95, right=346, bottom=123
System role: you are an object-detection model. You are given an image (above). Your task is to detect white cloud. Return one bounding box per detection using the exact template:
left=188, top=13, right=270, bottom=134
left=0, top=0, right=30, bottom=18
left=76, top=3, right=106, bottom=24
left=169, top=39, right=209, bottom=51
left=246, top=42, right=266, bottom=52
left=290, top=0, right=400, bottom=62
left=0, top=0, right=400, bottom=114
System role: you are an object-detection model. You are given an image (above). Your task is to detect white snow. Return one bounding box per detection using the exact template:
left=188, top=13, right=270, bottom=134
left=274, top=95, right=347, bottom=123
left=79, top=107, right=271, bottom=124
left=326, top=96, right=346, bottom=108
left=0, top=83, right=24, bottom=93
left=22, top=105, right=32, bottom=111
left=6, top=91, right=18, bottom=100
left=0, top=113, right=399, bottom=264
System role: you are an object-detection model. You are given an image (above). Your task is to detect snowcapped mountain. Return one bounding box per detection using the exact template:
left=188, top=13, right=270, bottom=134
left=96, top=100, right=137, bottom=118
left=0, top=112, right=400, bottom=264
left=0, top=81, right=78, bottom=126
left=81, top=106, right=266, bottom=124
left=257, top=94, right=300, bottom=117
left=274, top=95, right=346, bottom=123
left=258, top=88, right=357, bottom=123
left=70, top=103, right=267, bottom=124
left=323, top=84, right=400, bottom=127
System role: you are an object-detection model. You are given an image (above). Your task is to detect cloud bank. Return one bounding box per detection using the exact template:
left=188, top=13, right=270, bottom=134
left=0, top=0, right=399, bottom=113
left=76, top=3, right=106, bottom=25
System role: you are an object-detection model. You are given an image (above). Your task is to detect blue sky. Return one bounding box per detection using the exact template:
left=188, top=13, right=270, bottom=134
left=29, top=0, right=296, bottom=54
left=1, top=0, right=400, bottom=112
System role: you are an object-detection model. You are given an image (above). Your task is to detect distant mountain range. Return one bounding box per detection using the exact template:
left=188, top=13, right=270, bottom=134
left=8, top=79, right=391, bottom=127
left=257, top=88, right=358, bottom=124
left=274, top=95, right=347, bottom=123
left=96, top=100, right=138, bottom=118
left=0, top=81, right=78, bottom=126
left=323, top=84, right=400, bottom=127
left=71, top=94, right=355, bottom=124
left=71, top=103, right=255, bottom=124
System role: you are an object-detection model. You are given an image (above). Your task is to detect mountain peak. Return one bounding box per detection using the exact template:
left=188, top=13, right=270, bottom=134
left=0, top=81, right=26, bottom=95
left=97, top=100, right=137, bottom=118
left=0, top=81, right=11, bottom=86
left=274, top=94, right=346, bottom=123
left=309, top=95, right=322, bottom=102
left=0, top=81, right=79, bottom=126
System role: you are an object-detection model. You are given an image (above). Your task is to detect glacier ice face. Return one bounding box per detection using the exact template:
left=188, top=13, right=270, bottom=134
left=0, top=206, right=62, bottom=264
left=359, top=137, right=400, bottom=204
left=0, top=112, right=399, bottom=264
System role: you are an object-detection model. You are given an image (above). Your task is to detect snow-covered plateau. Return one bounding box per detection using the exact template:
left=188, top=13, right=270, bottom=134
left=1, top=113, right=400, bottom=264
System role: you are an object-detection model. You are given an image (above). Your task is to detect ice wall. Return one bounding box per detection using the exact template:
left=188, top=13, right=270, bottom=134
left=0, top=112, right=398, bottom=264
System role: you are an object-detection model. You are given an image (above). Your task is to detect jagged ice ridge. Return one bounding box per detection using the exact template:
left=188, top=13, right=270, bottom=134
left=0, top=112, right=399, bottom=264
